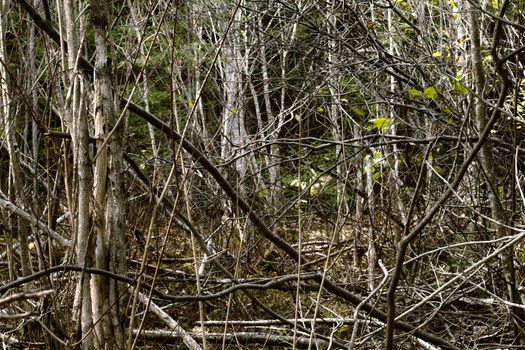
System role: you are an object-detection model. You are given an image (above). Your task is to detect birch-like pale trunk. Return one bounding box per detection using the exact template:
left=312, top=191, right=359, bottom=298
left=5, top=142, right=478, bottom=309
left=326, top=0, right=348, bottom=244
left=365, top=158, right=376, bottom=292
left=219, top=7, right=249, bottom=186
left=0, top=0, right=17, bottom=283
left=386, top=6, right=408, bottom=232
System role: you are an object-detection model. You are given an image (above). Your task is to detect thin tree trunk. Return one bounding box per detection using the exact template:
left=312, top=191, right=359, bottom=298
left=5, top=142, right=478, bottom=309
left=127, top=0, right=158, bottom=162
left=61, top=1, right=95, bottom=347
left=90, top=1, right=126, bottom=347
left=257, top=9, right=281, bottom=206
left=0, top=0, right=17, bottom=284
left=468, top=1, right=524, bottom=339
left=327, top=0, right=348, bottom=244
left=1, top=0, right=33, bottom=282
left=27, top=0, right=45, bottom=273
left=219, top=7, right=248, bottom=186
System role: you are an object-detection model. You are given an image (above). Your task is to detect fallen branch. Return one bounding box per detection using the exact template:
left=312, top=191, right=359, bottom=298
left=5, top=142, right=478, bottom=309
left=0, top=311, right=38, bottom=320
left=132, top=329, right=328, bottom=349
left=0, top=289, right=55, bottom=307
left=195, top=318, right=368, bottom=327
left=0, top=196, right=71, bottom=247
left=133, top=289, right=202, bottom=350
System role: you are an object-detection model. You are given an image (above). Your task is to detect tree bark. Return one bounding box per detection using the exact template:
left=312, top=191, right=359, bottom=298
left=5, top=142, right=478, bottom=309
left=89, top=1, right=127, bottom=347
left=60, top=1, right=95, bottom=346
left=468, top=0, right=524, bottom=339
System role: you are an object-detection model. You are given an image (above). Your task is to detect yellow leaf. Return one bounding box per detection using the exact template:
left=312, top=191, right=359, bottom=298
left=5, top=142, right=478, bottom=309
left=432, top=51, right=442, bottom=57
left=369, top=118, right=393, bottom=132
left=408, top=89, right=422, bottom=97
left=423, top=86, right=438, bottom=99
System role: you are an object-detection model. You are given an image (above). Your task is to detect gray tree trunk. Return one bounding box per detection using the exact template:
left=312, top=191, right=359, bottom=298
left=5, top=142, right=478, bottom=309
left=60, top=1, right=95, bottom=348
left=468, top=2, right=524, bottom=336
left=90, top=1, right=127, bottom=347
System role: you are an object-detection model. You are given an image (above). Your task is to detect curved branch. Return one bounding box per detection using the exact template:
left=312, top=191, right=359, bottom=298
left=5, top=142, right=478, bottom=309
left=0, top=265, right=160, bottom=296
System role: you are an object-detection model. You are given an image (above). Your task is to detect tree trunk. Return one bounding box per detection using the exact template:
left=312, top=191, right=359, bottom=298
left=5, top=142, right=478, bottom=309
left=1, top=0, right=33, bottom=282
left=60, top=1, right=95, bottom=347
left=468, top=1, right=524, bottom=339
left=219, top=7, right=249, bottom=187
left=90, top=1, right=127, bottom=347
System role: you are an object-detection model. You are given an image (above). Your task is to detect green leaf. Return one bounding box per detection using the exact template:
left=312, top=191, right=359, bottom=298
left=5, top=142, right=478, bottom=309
left=369, top=118, right=393, bottom=132
left=316, top=106, right=325, bottom=113
left=433, top=165, right=445, bottom=176
left=408, top=89, right=422, bottom=97
left=256, top=189, right=269, bottom=198
left=263, top=243, right=274, bottom=258
left=351, top=106, right=365, bottom=117
left=451, top=79, right=468, bottom=96
left=423, top=86, right=438, bottom=99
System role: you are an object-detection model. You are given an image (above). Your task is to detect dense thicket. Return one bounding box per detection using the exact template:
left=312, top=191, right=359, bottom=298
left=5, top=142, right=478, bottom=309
left=1, top=0, right=524, bottom=349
